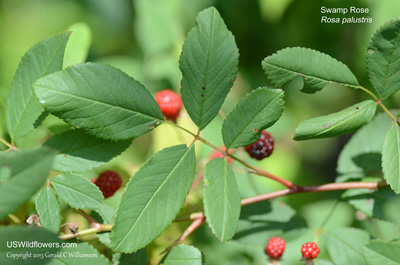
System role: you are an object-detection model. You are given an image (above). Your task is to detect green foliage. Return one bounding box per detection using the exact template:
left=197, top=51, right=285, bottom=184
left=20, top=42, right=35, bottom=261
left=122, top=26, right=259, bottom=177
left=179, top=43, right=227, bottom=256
left=382, top=124, right=400, bottom=193
left=294, top=100, right=377, bottom=140
left=112, top=249, right=148, bottom=265
left=0, top=149, right=54, bottom=219
left=36, top=186, right=61, bottom=233
left=180, top=7, right=239, bottom=130
left=162, top=245, right=204, bottom=265
left=33, top=63, right=164, bottom=140
left=52, top=242, right=109, bottom=265
left=203, top=158, right=241, bottom=241
left=222, top=87, right=284, bottom=149
left=51, top=174, right=103, bottom=210
left=323, top=227, right=370, bottom=265
left=364, top=240, right=400, bottom=265
left=0, top=227, right=62, bottom=265
left=366, top=18, right=400, bottom=99
left=262, top=47, right=359, bottom=93
left=6, top=32, right=69, bottom=141
left=44, top=129, right=131, bottom=173
left=111, top=145, right=196, bottom=253
left=63, top=22, right=92, bottom=69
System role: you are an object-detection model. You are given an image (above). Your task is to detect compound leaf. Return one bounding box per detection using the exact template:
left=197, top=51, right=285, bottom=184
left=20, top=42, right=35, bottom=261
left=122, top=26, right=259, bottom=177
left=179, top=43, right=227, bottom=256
left=323, top=227, right=369, bottom=265
left=0, top=149, right=54, bottom=219
left=203, top=158, right=241, bottom=241
left=367, top=18, right=400, bottom=99
left=222, top=87, right=284, bottom=149
left=364, top=240, right=400, bottom=265
left=262, top=47, right=359, bottom=93
left=294, top=100, right=377, bottom=140
left=111, top=145, right=196, bottom=253
left=6, top=32, right=70, bottom=141
left=44, top=129, right=131, bottom=173
left=51, top=174, right=103, bottom=210
left=382, top=124, right=400, bottom=193
left=162, top=245, right=204, bottom=265
left=36, top=186, right=61, bottom=233
left=180, top=7, right=239, bottom=130
left=33, top=63, right=163, bottom=140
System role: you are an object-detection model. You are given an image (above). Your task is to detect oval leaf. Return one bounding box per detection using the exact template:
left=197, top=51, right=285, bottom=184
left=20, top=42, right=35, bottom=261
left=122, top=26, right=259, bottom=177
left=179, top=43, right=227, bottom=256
left=51, top=174, right=103, bottom=210
left=294, top=100, right=377, bottom=140
left=0, top=227, right=63, bottom=265
left=52, top=242, right=109, bottom=265
left=262, top=47, right=359, bottom=93
left=162, top=245, right=204, bottom=265
left=36, top=186, right=61, bottom=233
left=63, top=22, right=92, bottom=68
left=0, top=149, right=54, bottom=219
left=323, top=227, right=369, bottom=265
left=367, top=18, right=400, bottom=99
left=180, top=7, right=239, bottom=130
left=33, top=63, right=163, bottom=140
left=336, top=112, right=393, bottom=182
left=44, top=129, right=131, bottom=173
left=6, top=32, right=70, bottom=141
left=203, top=158, right=241, bottom=241
left=111, top=145, right=196, bottom=253
left=364, top=240, right=400, bottom=265
left=222, top=87, right=284, bottom=149
left=382, top=124, right=400, bottom=193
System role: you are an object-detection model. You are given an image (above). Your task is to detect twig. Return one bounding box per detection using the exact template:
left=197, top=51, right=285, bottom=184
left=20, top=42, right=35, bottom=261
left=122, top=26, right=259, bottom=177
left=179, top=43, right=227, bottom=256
left=59, top=225, right=112, bottom=240
left=77, top=210, right=102, bottom=229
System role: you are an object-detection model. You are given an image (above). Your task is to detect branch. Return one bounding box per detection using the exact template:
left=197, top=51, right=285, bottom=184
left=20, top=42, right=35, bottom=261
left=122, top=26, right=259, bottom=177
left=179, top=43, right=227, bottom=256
left=59, top=225, right=112, bottom=240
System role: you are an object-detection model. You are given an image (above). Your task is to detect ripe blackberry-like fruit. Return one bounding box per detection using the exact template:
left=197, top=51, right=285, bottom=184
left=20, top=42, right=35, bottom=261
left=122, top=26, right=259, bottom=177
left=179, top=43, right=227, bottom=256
left=245, top=130, right=274, bottom=160
left=265, top=236, right=285, bottom=260
left=209, top=146, right=234, bottom=165
left=155, top=89, right=183, bottom=121
left=301, top=242, right=320, bottom=259
left=94, top=171, right=122, bottom=198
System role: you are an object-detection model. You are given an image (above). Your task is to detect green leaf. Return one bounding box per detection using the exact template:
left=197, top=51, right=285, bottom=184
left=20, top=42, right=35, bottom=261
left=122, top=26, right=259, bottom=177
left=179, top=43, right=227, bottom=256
left=382, top=124, right=400, bottom=193
left=233, top=201, right=307, bottom=246
left=294, top=100, right=377, bottom=140
left=262, top=47, right=359, bottom=93
left=111, top=145, right=196, bottom=253
left=52, top=242, right=109, bottom=265
left=63, top=22, right=92, bottom=68
left=113, top=249, right=148, bottom=265
left=337, top=112, right=393, bottom=181
left=0, top=149, right=54, bottom=219
left=222, top=87, right=284, bottom=149
left=364, top=240, right=400, bottom=265
left=0, top=227, right=63, bottom=265
left=33, top=63, right=163, bottom=140
left=323, top=227, right=369, bottom=265
left=51, top=174, right=103, bottom=210
left=6, top=32, right=70, bottom=141
left=366, top=18, right=400, bottom=99
left=180, top=7, right=239, bottom=130
left=342, top=186, right=396, bottom=219
left=162, top=245, right=204, bottom=265
left=44, top=129, right=131, bottom=173
left=36, top=186, right=61, bottom=233
left=203, top=158, right=241, bottom=241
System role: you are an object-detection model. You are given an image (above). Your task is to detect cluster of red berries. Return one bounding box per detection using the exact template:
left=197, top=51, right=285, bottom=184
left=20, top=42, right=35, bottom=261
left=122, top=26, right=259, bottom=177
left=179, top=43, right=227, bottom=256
left=264, top=237, right=320, bottom=262
left=245, top=130, right=274, bottom=160
left=92, top=170, right=122, bottom=198
left=155, top=89, right=183, bottom=122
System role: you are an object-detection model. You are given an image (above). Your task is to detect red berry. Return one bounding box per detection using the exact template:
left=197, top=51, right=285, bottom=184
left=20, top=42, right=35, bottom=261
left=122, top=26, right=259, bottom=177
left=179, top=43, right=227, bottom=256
left=245, top=130, right=274, bottom=160
left=155, top=89, right=183, bottom=121
left=94, top=171, right=122, bottom=198
left=301, top=242, right=320, bottom=259
left=209, top=146, right=234, bottom=165
left=265, top=237, right=285, bottom=260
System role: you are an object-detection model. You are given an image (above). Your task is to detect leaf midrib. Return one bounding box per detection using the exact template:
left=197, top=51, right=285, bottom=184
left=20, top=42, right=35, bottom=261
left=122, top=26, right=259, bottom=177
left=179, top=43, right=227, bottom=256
left=113, top=147, right=190, bottom=250
left=51, top=179, right=101, bottom=207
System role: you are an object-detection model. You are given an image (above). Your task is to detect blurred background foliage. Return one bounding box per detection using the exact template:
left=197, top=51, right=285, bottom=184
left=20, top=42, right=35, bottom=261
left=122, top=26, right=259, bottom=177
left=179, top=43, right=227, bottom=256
left=0, top=0, right=400, bottom=264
